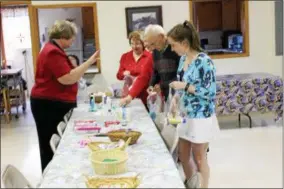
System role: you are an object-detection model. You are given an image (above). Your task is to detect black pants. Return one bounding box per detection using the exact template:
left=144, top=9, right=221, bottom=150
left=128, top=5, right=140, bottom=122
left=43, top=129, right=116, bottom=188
left=30, top=98, right=76, bottom=172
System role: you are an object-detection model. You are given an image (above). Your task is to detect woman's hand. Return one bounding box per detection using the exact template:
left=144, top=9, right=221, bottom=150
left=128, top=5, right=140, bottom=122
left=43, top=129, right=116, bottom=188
left=169, top=81, right=186, bottom=90
left=123, top=71, right=130, bottom=76
left=87, top=50, right=100, bottom=65
left=119, top=95, right=133, bottom=107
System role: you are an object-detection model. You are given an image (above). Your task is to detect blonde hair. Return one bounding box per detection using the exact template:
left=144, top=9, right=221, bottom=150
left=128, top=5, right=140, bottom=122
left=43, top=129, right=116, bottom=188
left=128, top=31, right=144, bottom=44
left=48, top=20, right=77, bottom=40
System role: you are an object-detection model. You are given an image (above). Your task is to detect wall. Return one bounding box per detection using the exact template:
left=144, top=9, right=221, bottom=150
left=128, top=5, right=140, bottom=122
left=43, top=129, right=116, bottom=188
left=31, top=1, right=283, bottom=91
left=37, top=8, right=83, bottom=47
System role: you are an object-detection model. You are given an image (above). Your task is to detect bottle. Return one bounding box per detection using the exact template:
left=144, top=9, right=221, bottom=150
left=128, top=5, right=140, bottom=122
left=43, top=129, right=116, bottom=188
left=121, top=107, right=127, bottom=127
left=89, top=94, right=97, bottom=112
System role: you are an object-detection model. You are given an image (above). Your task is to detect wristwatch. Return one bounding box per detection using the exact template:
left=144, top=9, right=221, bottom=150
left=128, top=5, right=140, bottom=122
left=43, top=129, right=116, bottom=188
left=184, top=83, right=190, bottom=92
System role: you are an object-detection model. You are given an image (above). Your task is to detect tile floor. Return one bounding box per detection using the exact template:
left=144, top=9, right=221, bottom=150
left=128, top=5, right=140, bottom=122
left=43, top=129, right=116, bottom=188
left=1, top=103, right=283, bottom=188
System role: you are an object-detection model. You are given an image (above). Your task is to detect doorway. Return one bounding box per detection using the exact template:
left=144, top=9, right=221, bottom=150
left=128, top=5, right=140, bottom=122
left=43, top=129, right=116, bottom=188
left=1, top=3, right=34, bottom=96
left=31, top=3, right=101, bottom=74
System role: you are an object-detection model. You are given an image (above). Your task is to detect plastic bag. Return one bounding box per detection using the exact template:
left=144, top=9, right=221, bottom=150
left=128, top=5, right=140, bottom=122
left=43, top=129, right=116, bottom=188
left=165, top=88, right=181, bottom=117
left=111, top=83, right=123, bottom=98
left=77, top=78, right=89, bottom=104
left=147, top=91, right=163, bottom=121
left=161, top=88, right=182, bottom=151
left=122, top=75, right=135, bottom=98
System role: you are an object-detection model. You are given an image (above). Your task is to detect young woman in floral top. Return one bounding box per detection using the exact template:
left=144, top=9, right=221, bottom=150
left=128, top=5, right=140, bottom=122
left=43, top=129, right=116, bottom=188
left=168, top=21, right=220, bottom=188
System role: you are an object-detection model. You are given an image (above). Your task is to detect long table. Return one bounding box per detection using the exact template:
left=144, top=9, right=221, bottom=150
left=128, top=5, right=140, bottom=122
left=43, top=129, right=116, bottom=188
left=39, top=99, right=185, bottom=188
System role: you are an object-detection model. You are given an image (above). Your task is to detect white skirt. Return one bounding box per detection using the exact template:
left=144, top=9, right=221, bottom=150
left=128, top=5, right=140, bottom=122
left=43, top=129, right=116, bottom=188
left=177, top=115, right=220, bottom=144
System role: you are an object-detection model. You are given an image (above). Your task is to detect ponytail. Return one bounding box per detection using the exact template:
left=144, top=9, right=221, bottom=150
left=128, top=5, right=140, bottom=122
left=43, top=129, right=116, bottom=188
left=168, top=20, right=203, bottom=52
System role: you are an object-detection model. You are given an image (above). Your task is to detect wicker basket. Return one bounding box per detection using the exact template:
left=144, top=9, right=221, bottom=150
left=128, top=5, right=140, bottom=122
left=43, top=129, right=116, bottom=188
left=90, top=150, right=128, bottom=175
left=107, top=130, right=142, bottom=145
left=85, top=175, right=140, bottom=188
left=87, top=138, right=131, bottom=152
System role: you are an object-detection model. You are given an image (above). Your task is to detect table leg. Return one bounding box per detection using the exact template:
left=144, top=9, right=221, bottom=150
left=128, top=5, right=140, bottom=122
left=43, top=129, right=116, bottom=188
left=243, top=113, right=252, bottom=128
left=13, top=75, right=20, bottom=118
left=18, top=75, right=26, bottom=112
left=6, top=87, right=12, bottom=121
left=238, top=114, right=241, bottom=128
left=2, top=89, right=11, bottom=124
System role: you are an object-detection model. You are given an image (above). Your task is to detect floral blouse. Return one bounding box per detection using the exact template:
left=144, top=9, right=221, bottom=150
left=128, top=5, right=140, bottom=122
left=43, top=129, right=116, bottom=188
left=177, top=53, right=217, bottom=119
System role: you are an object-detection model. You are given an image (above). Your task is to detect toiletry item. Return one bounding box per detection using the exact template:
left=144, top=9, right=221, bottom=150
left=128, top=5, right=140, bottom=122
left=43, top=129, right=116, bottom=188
left=121, top=107, right=127, bottom=126
left=104, top=121, right=120, bottom=127
left=104, top=96, right=107, bottom=105
left=89, top=94, right=97, bottom=112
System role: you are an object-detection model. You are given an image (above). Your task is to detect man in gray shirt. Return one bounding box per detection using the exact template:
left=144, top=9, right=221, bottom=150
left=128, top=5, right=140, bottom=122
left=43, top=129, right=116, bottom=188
left=144, top=24, right=180, bottom=101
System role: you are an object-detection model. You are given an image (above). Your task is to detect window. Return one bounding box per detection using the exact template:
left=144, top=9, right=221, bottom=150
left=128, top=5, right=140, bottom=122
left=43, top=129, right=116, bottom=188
left=1, top=6, right=31, bottom=63
left=275, top=0, right=283, bottom=56
left=189, top=0, right=249, bottom=59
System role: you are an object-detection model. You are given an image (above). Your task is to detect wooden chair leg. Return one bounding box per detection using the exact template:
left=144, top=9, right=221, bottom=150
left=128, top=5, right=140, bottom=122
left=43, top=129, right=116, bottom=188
left=2, top=89, right=11, bottom=124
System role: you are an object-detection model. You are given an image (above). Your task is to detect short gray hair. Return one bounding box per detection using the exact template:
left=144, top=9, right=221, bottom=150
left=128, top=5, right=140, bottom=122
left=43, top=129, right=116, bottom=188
left=48, top=20, right=77, bottom=40
left=144, top=24, right=165, bottom=39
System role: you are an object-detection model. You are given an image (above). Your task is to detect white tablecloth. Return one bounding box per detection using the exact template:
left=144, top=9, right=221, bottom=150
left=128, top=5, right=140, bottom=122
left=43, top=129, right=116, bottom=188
left=39, top=99, right=185, bottom=188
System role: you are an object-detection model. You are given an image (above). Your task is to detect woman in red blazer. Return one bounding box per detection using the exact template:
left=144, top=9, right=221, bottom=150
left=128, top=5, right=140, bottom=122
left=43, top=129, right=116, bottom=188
left=117, top=31, right=153, bottom=106
left=30, top=20, right=99, bottom=172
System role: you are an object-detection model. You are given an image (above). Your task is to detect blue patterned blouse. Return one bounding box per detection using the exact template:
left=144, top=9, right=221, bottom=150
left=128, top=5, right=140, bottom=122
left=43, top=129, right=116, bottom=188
left=177, top=53, right=217, bottom=119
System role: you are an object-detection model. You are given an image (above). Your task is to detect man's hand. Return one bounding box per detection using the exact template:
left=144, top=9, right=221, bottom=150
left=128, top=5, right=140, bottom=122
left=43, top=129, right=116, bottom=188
left=119, top=95, right=133, bottom=107
left=147, top=86, right=154, bottom=94
left=153, top=84, right=161, bottom=93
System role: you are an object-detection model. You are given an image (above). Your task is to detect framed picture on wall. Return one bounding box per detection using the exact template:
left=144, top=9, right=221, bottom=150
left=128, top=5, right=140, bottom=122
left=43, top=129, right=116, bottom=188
left=125, top=6, right=163, bottom=37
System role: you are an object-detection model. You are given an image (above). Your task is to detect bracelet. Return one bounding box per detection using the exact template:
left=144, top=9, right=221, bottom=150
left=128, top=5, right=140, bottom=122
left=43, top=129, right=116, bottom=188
left=184, top=83, right=190, bottom=93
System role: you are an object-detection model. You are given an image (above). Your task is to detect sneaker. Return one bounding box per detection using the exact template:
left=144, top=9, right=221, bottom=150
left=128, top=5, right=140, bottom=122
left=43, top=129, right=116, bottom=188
left=185, top=172, right=202, bottom=188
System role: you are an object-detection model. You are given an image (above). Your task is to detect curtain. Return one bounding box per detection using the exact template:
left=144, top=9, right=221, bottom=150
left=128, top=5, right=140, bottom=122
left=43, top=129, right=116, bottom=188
left=1, top=6, right=29, bottom=18
left=1, top=6, right=31, bottom=64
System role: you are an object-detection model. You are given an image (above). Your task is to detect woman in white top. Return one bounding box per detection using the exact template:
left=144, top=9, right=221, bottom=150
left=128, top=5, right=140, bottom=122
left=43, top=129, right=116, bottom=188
left=167, top=21, right=220, bottom=188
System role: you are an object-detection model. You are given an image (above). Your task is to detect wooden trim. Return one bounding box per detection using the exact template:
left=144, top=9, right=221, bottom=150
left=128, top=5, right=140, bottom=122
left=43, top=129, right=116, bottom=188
left=242, top=0, right=250, bottom=57
left=31, top=2, right=101, bottom=73
left=210, top=52, right=249, bottom=59
left=28, top=5, right=39, bottom=74
left=191, top=0, right=222, bottom=2
left=188, top=0, right=250, bottom=59
left=32, top=3, right=97, bottom=9
left=189, top=1, right=194, bottom=22
left=92, top=3, right=101, bottom=73
left=0, top=11, right=7, bottom=68
left=0, top=1, right=31, bottom=6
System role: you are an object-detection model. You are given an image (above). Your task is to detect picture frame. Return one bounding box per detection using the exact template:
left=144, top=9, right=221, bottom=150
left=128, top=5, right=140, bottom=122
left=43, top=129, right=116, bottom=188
left=125, top=6, right=163, bottom=37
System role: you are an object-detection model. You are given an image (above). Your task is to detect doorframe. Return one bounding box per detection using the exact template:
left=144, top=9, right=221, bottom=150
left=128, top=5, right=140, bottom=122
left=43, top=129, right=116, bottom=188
left=30, top=2, right=101, bottom=74
left=0, top=0, right=35, bottom=69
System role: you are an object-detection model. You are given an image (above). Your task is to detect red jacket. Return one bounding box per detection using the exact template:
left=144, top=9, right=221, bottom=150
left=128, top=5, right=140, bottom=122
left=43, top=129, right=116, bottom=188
left=31, top=41, right=78, bottom=103
left=117, top=50, right=153, bottom=104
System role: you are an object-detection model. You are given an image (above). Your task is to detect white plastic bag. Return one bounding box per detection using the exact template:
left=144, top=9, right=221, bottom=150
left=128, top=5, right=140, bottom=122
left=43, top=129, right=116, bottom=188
left=77, top=78, right=89, bottom=104
left=122, top=75, right=135, bottom=98
left=161, top=88, right=180, bottom=151
left=147, top=92, right=162, bottom=118
left=161, top=118, right=178, bottom=151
